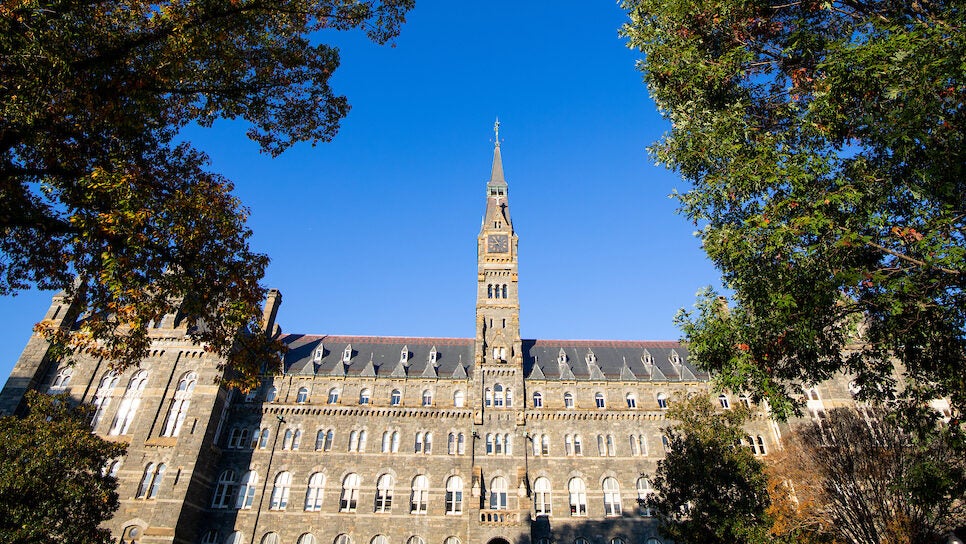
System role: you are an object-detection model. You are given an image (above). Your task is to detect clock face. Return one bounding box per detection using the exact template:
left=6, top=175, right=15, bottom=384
left=487, top=234, right=509, bottom=253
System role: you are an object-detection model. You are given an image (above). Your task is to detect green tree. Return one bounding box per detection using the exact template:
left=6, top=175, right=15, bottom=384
left=645, top=395, right=773, bottom=544
left=0, top=391, right=127, bottom=543
left=774, top=407, right=966, bottom=544
left=622, top=0, right=966, bottom=417
left=1, top=0, right=413, bottom=389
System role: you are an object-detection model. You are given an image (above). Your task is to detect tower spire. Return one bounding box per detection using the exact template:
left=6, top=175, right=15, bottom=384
left=489, top=118, right=505, bottom=185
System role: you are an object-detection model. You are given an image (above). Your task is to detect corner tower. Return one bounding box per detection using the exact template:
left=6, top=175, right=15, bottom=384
left=475, top=120, right=522, bottom=367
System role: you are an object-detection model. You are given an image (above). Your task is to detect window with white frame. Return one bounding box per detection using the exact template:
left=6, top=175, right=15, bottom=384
left=200, top=530, right=219, bottom=544
left=739, top=394, right=751, bottom=408
left=342, top=345, right=352, bottom=363
left=422, top=389, right=433, bottom=406
left=265, top=386, right=277, bottom=402
left=489, top=477, right=508, bottom=510
left=297, top=534, right=317, bottom=544
left=625, top=393, right=637, bottom=409
left=327, top=387, right=340, bottom=404
left=211, top=470, right=236, bottom=508
left=334, top=535, right=352, bottom=544
left=453, top=390, right=465, bottom=407
left=657, top=392, right=668, bottom=409
left=407, top=537, right=426, bottom=544
left=568, top=478, right=587, bottom=516
left=370, top=536, right=388, bottom=544
left=91, top=371, right=119, bottom=428
left=564, top=392, right=574, bottom=409
left=602, top=477, right=622, bottom=516
left=109, top=370, right=149, bottom=435
left=292, top=429, right=301, bottom=450
left=443, top=538, right=461, bottom=544
left=390, top=389, right=401, bottom=406
left=260, top=533, right=279, bottom=544
left=534, top=477, right=551, bottom=516
left=636, top=477, right=654, bottom=516
left=374, top=474, right=394, bottom=513
left=445, top=476, right=463, bottom=514
left=410, top=475, right=429, bottom=514
left=225, top=532, right=243, bottom=544
left=49, top=366, right=73, bottom=391
left=305, top=472, right=325, bottom=511
left=136, top=463, right=166, bottom=499
left=296, top=387, right=309, bottom=403
left=283, top=429, right=294, bottom=450
left=629, top=435, right=647, bottom=456
left=595, top=392, right=605, bottom=408
left=236, top=471, right=258, bottom=509
left=340, top=473, right=360, bottom=512
left=718, top=394, right=730, bottom=409
left=269, top=471, right=291, bottom=510
left=359, top=388, right=370, bottom=405
left=532, top=391, right=543, bottom=408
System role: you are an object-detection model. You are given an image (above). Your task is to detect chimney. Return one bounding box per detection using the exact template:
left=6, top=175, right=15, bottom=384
left=262, top=289, right=282, bottom=335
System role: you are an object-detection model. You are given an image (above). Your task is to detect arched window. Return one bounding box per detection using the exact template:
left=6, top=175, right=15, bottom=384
left=645, top=539, right=664, bottom=544
left=719, top=394, right=730, bottom=409
left=595, top=392, right=605, bottom=408
left=487, top=284, right=493, bottom=298
left=532, top=391, right=543, bottom=408
left=370, top=537, right=388, bottom=544
left=422, top=389, right=433, bottom=406
left=565, top=434, right=573, bottom=456
left=348, top=430, right=359, bottom=452
left=756, top=435, right=767, bottom=455
left=603, top=477, right=622, bottom=516
left=201, top=531, right=219, bottom=544
left=296, top=387, right=309, bottom=403
left=489, top=476, right=508, bottom=510
left=625, top=393, right=637, bottom=409
left=540, top=434, right=550, bottom=455
left=260, top=534, right=279, bottom=544
left=236, top=471, right=258, bottom=509
left=630, top=434, right=647, bottom=456
left=568, top=478, right=587, bottom=516
left=258, top=428, right=270, bottom=449
left=297, top=535, right=317, bottom=544
left=334, top=535, right=352, bottom=544
left=120, top=525, right=144, bottom=544
left=316, top=429, right=327, bottom=450
left=501, top=284, right=507, bottom=298
left=662, top=435, right=671, bottom=452
left=269, top=471, right=291, bottom=510
left=457, top=432, right=466, bottom=454
left=161, top=371, right=195, bottom=436
left=104, top=460, right=121, bottom=478
left=391, top=431, right=400, bottom=452
left=49, top=366, right=73, bottom=391
left=226, top=532, right=244, bottom=544
left=305, top=472, right=325, bottom=511
left=283, top=429, right=293, bottom=450
left=444, top=539, right=461, bottom=544
left=109, top=370, right=148, bottom=435
left=358, top=430, right=367, bottom=452
left=407, top=538, right=426, bottom=544
left=390, top=389, right=401, bottom=406
left=606, top=435, right=616, bottom=456
left=359, top=388, right=371, bottom=405
left=411, top=474, right=429, bottom=514
left=383, top=431, right=393, bottom=453
left=573, top=434, right=583, bottom=455
left=611, top=539, right=626, bottom=544
left=563, top=392, right=574, bottom=409
left=137, top=462, right=166, bottom=499
left=453, top=390, right=465, bottom=407
left=340, top=473, right=360, bottom=512
left=597, top=435, right=605, bottom=456
left=484, top=388, right=493, bottom=407
left=637, top=477, right=654, bottom=516
left=374, top=474, right=394, bottom=513
left=534, top=477, right=551, bottom=516
left=292, top=429, right=301, bottom=450
left=327, top=387, right=340, bottom=404
left=91, top=371, right=119, bottom=428
left=739, top=394, right=752, bottom=408
left=445, top=476, right=463, bottom=514
left=448, top=433, right=457, bottom=455
left=265, top=386, right=277, bottom=402
left=657, top=392, right=668, bottom=409
left=424, top=432, right=432, bottom=453
left=494, top=384, right=504, bottom=407
left=211, top=470, right=237, bottom=508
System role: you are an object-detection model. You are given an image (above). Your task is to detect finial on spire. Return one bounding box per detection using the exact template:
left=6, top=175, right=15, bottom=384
left=493, top=117, right=501, bottom=148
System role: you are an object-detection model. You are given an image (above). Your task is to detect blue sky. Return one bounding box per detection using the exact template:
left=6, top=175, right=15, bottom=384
left=0, top=1, right=722, bottom=379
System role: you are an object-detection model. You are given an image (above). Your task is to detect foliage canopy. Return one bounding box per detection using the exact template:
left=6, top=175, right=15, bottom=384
left=1, top=0, right=413, bottom=388
left=623, top=0, right=965, bottom=417
left=645, top=395, right=773, bottom=544
left=0, top=392, right=126, bottom=543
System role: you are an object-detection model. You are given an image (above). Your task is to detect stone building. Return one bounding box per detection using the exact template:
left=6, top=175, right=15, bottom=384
left=1, top=128, right=795, bottom=544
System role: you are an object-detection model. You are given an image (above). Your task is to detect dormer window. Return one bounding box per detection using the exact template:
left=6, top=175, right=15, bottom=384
left=342, top=345, right=352, bottom=364
left=314, top=344, right=324, bottom=363
left=400, top=346, right=409, bottom=364
left=558, top=349, right=568, bottom=365
left=668, top=350, right=682, bottom=367
left=429, top=346, right=438, bottom=365
left=586, top=351, right=597, bottom=365
left=641, top=350, right=654, bottom=366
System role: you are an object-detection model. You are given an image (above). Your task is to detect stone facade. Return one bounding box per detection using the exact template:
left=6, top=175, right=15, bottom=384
left=2, top=134, right=805, bottom=544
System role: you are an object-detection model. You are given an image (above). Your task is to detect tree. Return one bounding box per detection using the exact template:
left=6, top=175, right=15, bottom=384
left=1, top=0, right=413, bottom=389
left=645, top=394, right=773, bottom=544
left=0, top=391, right=127, bottom=543
left=769, top=407, right=966, bottom=544
left=622, top=0, right=966, bottom=417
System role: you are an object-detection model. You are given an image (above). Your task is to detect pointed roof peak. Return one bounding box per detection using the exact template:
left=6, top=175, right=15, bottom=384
left=488, top=118, right=505, bottom=185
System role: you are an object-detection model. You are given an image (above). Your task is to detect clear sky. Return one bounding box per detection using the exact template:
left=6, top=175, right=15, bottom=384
left=0, top=1, right=722, bottom=379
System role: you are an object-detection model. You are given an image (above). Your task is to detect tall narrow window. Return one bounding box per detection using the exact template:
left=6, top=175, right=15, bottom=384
left=487, top=284, right=493, bottom=298
left=292, top=429, right=301, bottom=450
left=283, top=429, right=293, bottom=450
left=91, top=371, right=119, bottom=428
left=269, top=472, right=291, bottom=510
left=595, top=392, right=605, bottom=408
left=565, top=434, right=573, bottom=456
left=532, top=392, right=543, bottom=408
left=568, top=478, right=587, bottom=516
left=453, top=390, right=465, bottom=407
left=415, top=432, right=424, bottom=453
left=484, top=388, right=493, bottom=407
left=110, top=370, right=149, bottom=435
left=489, top=477, right=508, bottom=510
left=597, top=435, right=606, bottom=456
left=296, top=387, right=309, bottom=403
left=422, top=389, right=433, bottom=406
left=457, top=433, right=465, bottom=454
left=424, top=432, right=432, bottom=454
left=374, top=474, right=394, bottom=513
left=501, top=284, right=507, bottom=298
left=541, top=434, right=550, bottom=456
left=756, top=436, right=767, bottom=455
left=383, top=431, right=392, bottom=453
left=410, top=475, right=429, bottom=514
left=305, top=473, right=325, bottom=511
left=316, top=430, right=326, bottom=451
left=328, top=388, right=340, bottom=404
left=258, top=428, right=270, bottom=449
left=265, top=386, right=277, bottom=402
left=494, top=384, right=504, bottom=407
left=534, top=477, right=551, bottom=516
left=211, top=470, right=236, bottom=508
left=573, top=435, right=583, bottom=455
left=49, top=367, right=73, bottom=391
left=390, top=431, right=399, bottom=452
left=359, top=388, right=371, bottom=405
left=603, top=477, right=622, bottom=516
left=657, top=393, right=668, bottom=409
left=137, top=463, right=166, bottom=499
left=348, top=430, right=359, bottom=452
left=390, top=389, right=402, bottom=406
left=358, top=430, right=368, bottom=452
left=718, top=394, right=730, bottom=409
left=625, top=393, right=637, bottom=409
left=340, top=473, right=360, bottom=512
left=162, top=371, right=195, bottom=436
left=564, top=392, right=574, bottom=409
left=236, top=471, right=258, bottom=509
left=448, top=433, right=456, bottom=455
left=636, top=477, right=654, bottom=516
left=606, top=435, right=616, bottom=456
left=445, top=476, right=463, bottom=514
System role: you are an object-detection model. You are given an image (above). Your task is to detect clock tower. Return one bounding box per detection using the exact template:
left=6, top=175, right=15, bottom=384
left=475, top=120, right=522, bottom=368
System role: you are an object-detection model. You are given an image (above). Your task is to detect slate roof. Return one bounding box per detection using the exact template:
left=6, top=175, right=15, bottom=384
left=280, top=334, right=707, bottom=383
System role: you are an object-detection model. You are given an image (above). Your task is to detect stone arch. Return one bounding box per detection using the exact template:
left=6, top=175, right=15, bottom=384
left=486, top=539, right=511, bottom=544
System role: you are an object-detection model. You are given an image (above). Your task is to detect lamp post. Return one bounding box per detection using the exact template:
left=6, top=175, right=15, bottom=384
left=250, top=415, right=285, bottom=544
